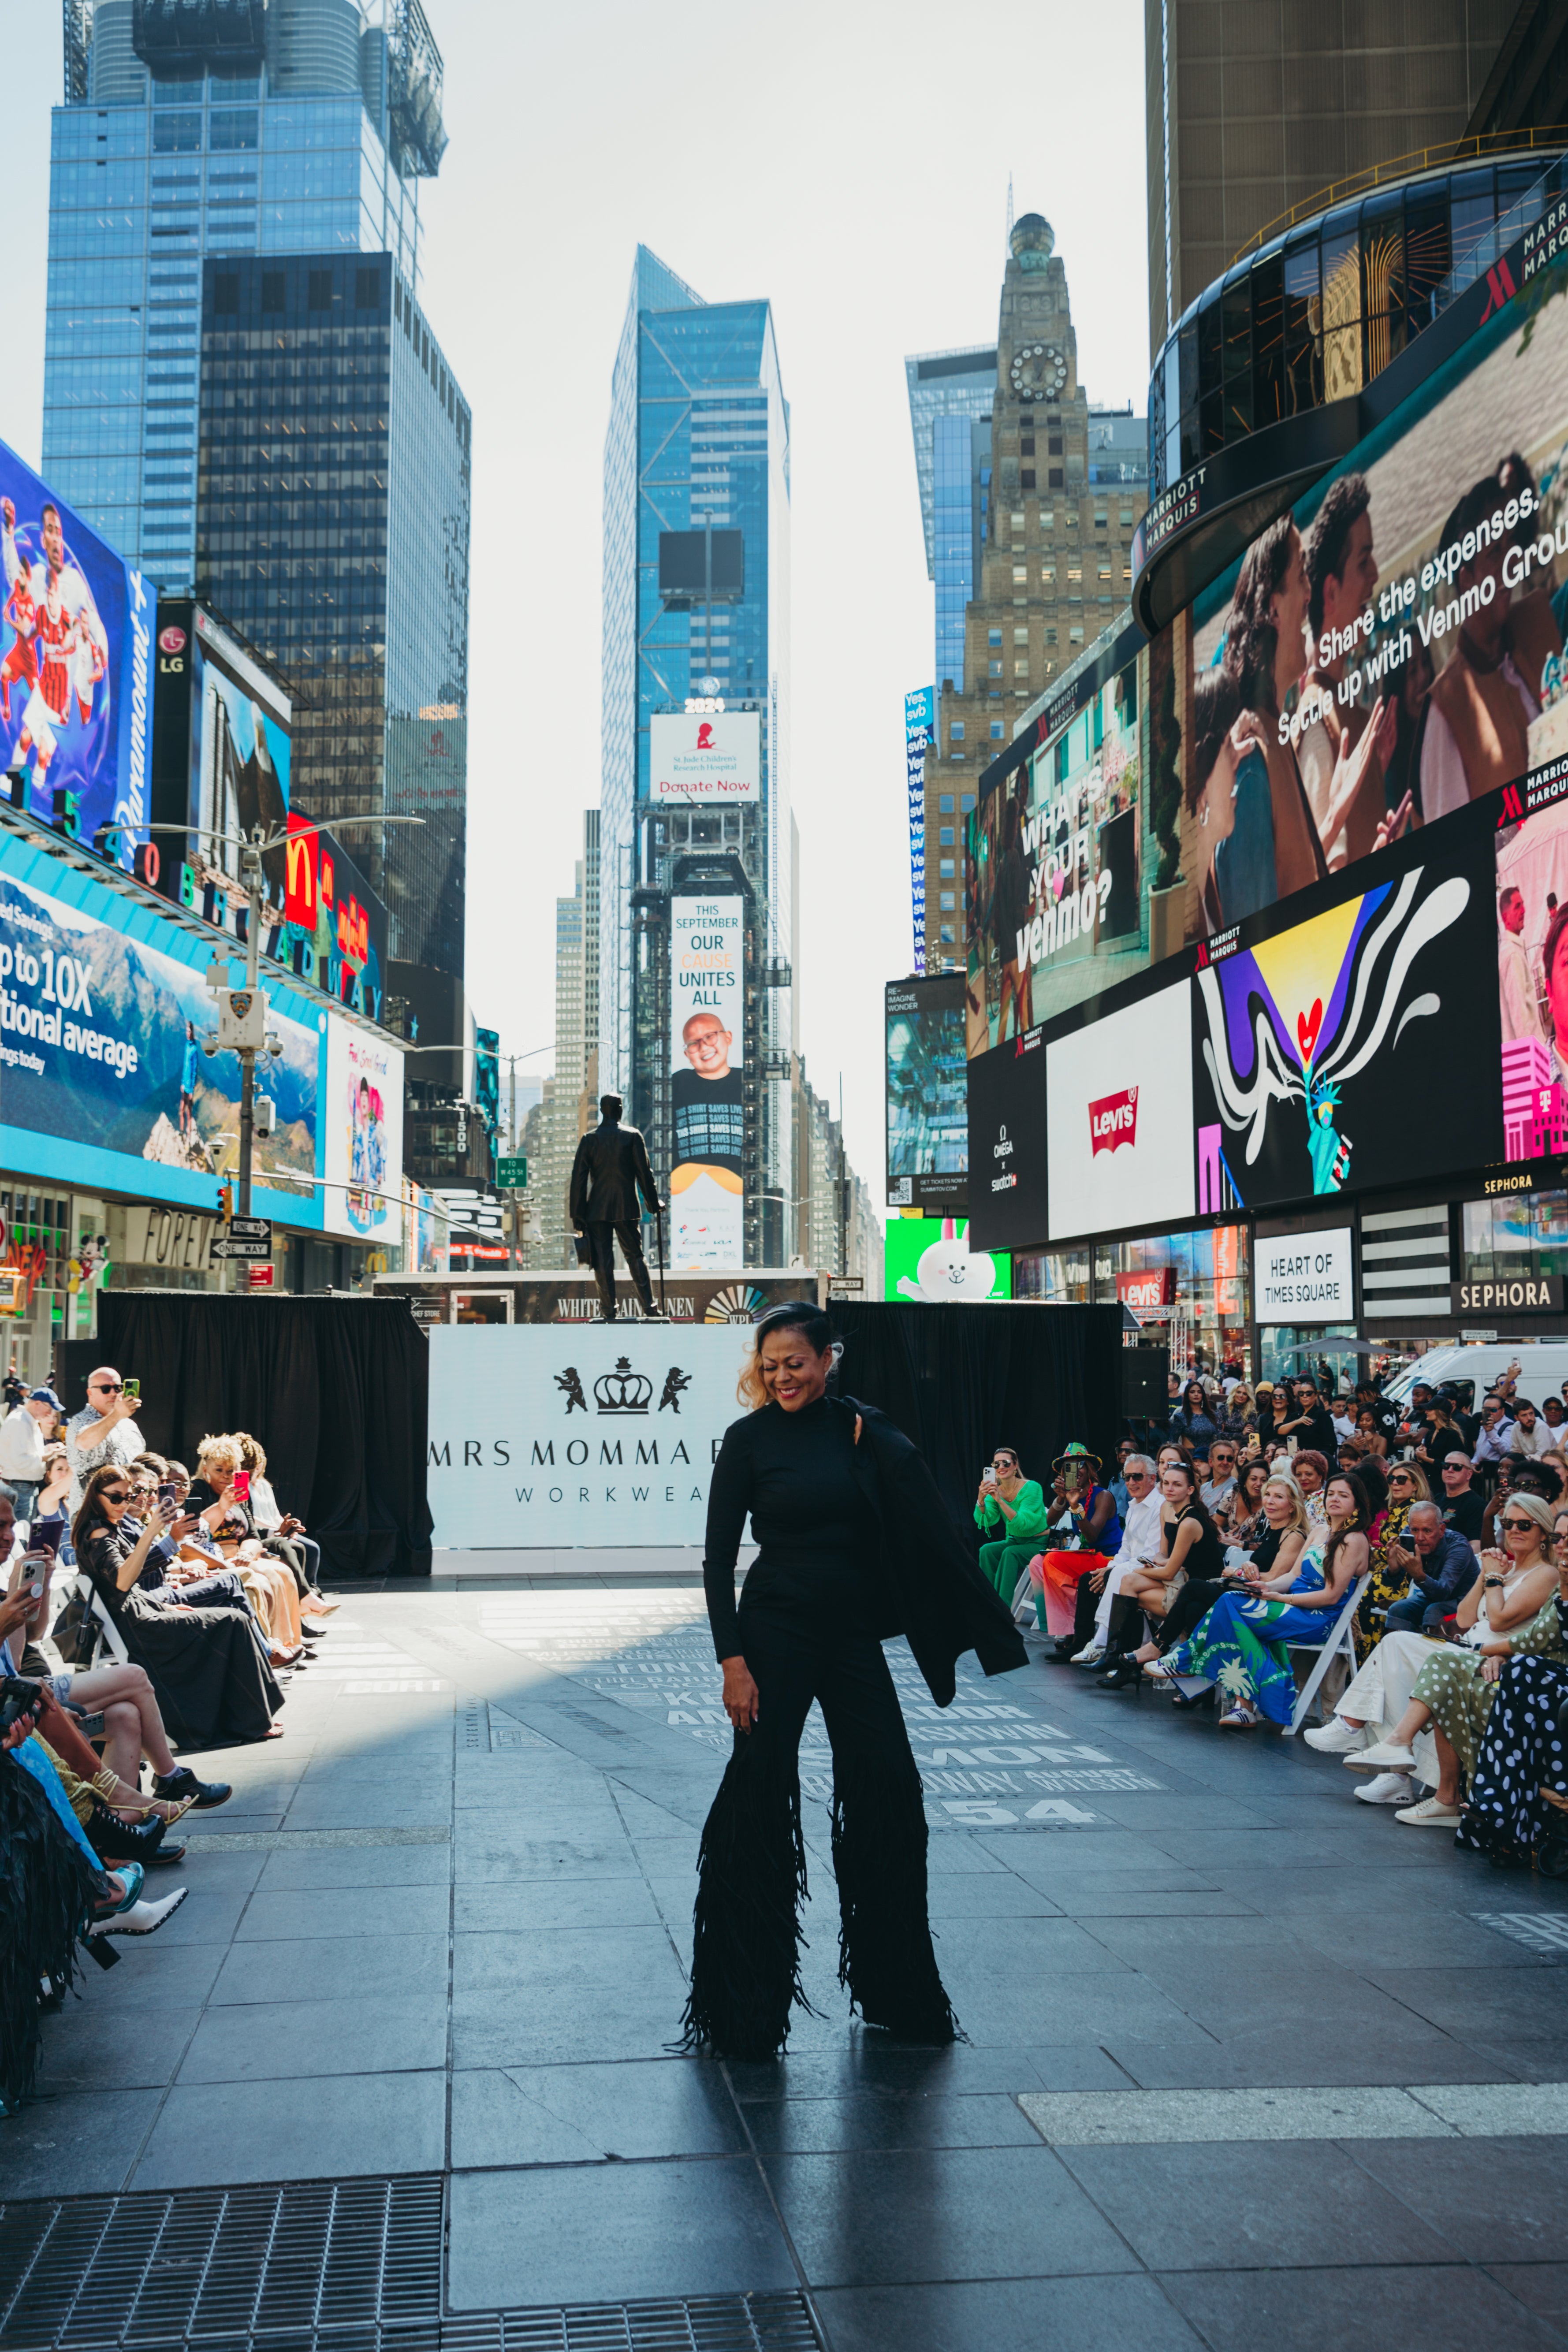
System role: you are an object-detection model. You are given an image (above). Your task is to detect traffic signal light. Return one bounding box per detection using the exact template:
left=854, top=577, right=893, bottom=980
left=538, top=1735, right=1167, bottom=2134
left=218, top=1180, right=234, bottom=1221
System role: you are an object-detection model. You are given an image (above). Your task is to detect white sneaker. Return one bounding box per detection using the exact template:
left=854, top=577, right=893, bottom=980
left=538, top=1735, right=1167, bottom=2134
left=1345, top=1739, right=1417, bottom=1773
left=1304, top=1718, right=1367, bottom=1754
left=1070, top=1645, right=1105, bottom=1667
left=1395, top=1796, right=1462, bottom=1827
left=1353, top=1772, right=1415, bottom=1805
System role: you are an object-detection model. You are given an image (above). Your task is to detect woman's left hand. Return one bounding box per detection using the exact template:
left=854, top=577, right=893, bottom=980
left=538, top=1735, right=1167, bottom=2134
left=1482, top=1656, right=1504, bottom=1682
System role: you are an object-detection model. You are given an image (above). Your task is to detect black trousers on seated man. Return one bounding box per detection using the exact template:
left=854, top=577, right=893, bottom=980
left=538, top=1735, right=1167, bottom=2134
left=585, top=1219, right=653, bottom=1318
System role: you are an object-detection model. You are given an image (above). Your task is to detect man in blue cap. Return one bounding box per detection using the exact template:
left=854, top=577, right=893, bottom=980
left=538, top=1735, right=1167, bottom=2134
left=0, top=1385, right=59, bottom=1518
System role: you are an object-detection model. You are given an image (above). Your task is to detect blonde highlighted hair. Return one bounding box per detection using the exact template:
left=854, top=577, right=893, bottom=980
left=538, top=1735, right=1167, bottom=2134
left=1261, top=1475, right=1311, bottom=1537
left=197, top=1432, right=242, bottom=1477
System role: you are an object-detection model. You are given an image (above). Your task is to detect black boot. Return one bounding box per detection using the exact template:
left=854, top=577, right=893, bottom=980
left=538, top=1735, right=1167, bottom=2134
left=83, top=1795, right=174, bottom=1866
left=153, top=1765, right=231, bottom=1809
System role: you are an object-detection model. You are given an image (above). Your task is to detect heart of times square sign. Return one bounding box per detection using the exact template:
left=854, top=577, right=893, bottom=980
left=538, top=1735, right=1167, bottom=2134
left=425, top=1323, right=760, bottom=1548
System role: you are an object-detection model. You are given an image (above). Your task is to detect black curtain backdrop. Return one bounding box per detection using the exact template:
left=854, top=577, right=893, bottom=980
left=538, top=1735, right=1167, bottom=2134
left=829, top=1302, right=1123, bottom=1547
left=94, top=1295, right=432, bottom=1579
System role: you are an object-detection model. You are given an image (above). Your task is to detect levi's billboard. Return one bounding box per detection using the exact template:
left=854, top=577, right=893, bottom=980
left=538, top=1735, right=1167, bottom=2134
left=650, top=710, right=760, bottom=804
left=1046, top=984, right=1194, bottom=1241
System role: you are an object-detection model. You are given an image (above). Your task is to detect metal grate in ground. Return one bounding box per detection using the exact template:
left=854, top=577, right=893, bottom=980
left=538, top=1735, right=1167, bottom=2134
left=0, top=2181, right=818, bottom=2352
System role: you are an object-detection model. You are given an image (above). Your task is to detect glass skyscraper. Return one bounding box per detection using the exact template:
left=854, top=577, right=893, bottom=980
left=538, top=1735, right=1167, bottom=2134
left=904, top=346, right=996, bottom=694
left=45, top=0, right=468, bottom=984
left=600, top=246, right=793, bottom=1262
left=45, top=0, right=436, bottom=588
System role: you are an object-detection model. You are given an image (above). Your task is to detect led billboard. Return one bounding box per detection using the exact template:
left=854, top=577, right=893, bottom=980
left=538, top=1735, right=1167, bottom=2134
left=885, top=974, right=967, bottom=1210
left=884, top=1214, right=1008, bottom=1303
left=0, top=435, right=151, bottom=865
left=323, top=1014, right=406, bottom=1243
left=650, top=711, right=760, bottom=804
left=1047, top=982, right=1195, bottom=1242
left=0, top=825, right=323, bottom=1221
left=670, top=895, right=745, bottom=1269
left=963, top=1026, right=1050, bottom=1253
left=965, top=627, right=1146, bottom=1054
left=1160, top=223, right=1568, bottom=953
left=1192, top=848, right=1498, bottom=1213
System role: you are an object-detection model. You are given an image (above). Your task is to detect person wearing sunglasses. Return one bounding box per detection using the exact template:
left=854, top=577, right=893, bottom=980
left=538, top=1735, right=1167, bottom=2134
left=71, top=1465, right=283, bottom=1756
left=1347, top=1491, right=1568, bottom=1824
left=64, top=1368, right=145, bottom=1517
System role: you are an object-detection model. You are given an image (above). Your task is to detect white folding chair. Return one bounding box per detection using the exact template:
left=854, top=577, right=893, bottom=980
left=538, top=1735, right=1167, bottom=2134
left=1281, top=1570, right=1370, bottom=1737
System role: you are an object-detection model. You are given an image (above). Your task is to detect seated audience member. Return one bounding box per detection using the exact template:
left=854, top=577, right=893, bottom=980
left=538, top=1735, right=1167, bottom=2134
left=1543, top=1396, right=1568, bottom=1442
left=1413, top=1391, right=1469, bottom=1478
left=1458, top=1504, right=1568, bottom=1864
left=1513, top=1457, right=1563, bottom=1509
left=1157, top=1470, right=1369, bottom=1727
left=1345, top=1490, right=1563, bottom=1823
left=1508, top=1399, right=1550, bottom=1459
left=1032, top=1445, right=1122, bottom=1651
left=1382, top=1500, right=1482, bottom=1634
left=1108, top=1438, right=1136, bottom=1519
left=1252, top=1383, right=1278, bottom=1447
left=235, top=1433, right=332, bottom=1614
left=1069, top=1455, right=1161, bottom=1665
left=1219, top=1385, right=1256, bottom=1443
left=1480, top=1454, right=1520, bottom=1548
left=1169, top=1380, right=1219, bottom=1449
left=184, top=1437, right=311, bottom=1655
left=72, top=1466, right=284, bottom=1752
left=1200, top=1439, right=1239, bottom=1521
left=1277, top=1378, right=1336, bottom=1457
left=1292, top=1449, right=1330, bottom=1527
left=1355, top=1407, right=1390, bottom=1459
left=1330, top=1392, right=1359, bottom=1444
left=1223, top=1456, right=1270, bottom=1548
left=1126, top=1473, right=1310, bottom=1692
left=1093, top=1458, right=1223, bottom=1686
left=974, top=1447, right=1050, bottom=1607
left=1437, top=1452, right=1484, bottom=1543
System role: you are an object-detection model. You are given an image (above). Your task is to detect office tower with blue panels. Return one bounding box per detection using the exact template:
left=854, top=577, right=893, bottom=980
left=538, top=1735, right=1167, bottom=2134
left=45, top=0, right=439, bottom=588
left=904, top=346, right=996, bottom=696
left=600, top=246, right=793, bottom=1265
left=45, top=0, right=468, bottom=987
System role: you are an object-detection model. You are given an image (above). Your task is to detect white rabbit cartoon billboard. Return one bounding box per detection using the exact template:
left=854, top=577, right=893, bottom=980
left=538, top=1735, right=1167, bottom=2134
left=885, top=1215, right=1009, bottom=1303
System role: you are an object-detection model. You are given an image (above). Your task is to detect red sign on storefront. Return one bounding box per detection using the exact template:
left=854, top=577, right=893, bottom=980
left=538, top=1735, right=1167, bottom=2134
left=1117, top=1267, right=1175, bottom=1314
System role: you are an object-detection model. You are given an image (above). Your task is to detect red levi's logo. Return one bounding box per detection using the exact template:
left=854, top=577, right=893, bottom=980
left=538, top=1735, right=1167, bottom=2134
left=1088, top=1086, right=1139, bottom=1155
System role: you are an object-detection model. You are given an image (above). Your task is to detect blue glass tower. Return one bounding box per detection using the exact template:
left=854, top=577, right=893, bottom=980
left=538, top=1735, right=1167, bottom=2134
left=600, top=246, right=792, bottom=1263
left=904, top=347, right=995, bottom=694
left=45, top=0, right=438, bottom=588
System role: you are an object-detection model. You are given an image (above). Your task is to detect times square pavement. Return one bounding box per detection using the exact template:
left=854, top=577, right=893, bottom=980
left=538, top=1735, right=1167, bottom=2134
left=5, top=1558, right=1568, bottom=2352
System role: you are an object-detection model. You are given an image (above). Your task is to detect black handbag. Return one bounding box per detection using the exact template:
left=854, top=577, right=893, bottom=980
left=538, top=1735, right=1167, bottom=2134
left=48, top=1582, right=101, bottom=1670
left=572, top=1232, right=593, bottom=1266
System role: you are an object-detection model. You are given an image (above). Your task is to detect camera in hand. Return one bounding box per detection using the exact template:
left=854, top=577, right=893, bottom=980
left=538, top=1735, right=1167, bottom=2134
left=0, top=1677, right=43, bottom=1737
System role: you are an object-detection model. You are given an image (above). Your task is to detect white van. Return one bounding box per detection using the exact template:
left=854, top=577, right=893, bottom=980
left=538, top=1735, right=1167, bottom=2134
left=1382, top=1343, right=1568, bottom=1413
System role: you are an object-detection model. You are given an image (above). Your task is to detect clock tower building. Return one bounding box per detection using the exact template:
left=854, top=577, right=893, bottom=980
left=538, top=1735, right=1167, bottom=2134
left=921, top=214, right=1144, bottom=966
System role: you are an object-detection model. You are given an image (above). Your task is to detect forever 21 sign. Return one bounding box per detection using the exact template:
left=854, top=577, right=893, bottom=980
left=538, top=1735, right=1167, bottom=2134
left=425, top=1322, right=760, bottom=1550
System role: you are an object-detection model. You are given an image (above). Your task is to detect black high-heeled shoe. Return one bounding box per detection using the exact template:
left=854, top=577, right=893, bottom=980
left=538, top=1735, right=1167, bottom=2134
left=83, top=1795, right=168, bottom=1865
left=1092, top=1655, right=1144, bottom=1694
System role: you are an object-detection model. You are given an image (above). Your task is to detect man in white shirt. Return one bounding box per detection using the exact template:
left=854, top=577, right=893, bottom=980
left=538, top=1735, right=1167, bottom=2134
left=0, top=1385, right=57, bottom=1517
left=1508, top=1400, right=1549, bottom=1459
left=1199, top=1440, right=1238, bottom=1521
left=1071, top=1457, right=1162, bottom=1665
left=1498, top=886, right=1544, bottom=1044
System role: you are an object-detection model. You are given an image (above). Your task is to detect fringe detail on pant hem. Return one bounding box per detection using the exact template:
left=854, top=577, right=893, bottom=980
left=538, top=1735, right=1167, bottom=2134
left=677, top=1744, right=816, bottom=2062
left=831, top=1768, right=961, bottom=2046
left=0, top=1760, right=104, bottom=2110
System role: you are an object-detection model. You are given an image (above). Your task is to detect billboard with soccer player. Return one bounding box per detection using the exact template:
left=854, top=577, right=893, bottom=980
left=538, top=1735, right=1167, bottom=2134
left=0, top=436, right=151, bottom=867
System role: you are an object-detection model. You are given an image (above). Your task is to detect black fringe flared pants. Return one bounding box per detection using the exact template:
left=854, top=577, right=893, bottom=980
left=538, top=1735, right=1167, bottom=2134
left=680, top=1610, right=957, bottom=2060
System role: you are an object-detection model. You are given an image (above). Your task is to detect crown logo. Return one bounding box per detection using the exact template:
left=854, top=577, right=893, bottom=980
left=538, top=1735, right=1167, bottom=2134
left=594, top=1356, right=652, bottom=1414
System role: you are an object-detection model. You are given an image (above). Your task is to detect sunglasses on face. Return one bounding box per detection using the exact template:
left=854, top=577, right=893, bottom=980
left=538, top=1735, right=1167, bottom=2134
left=1500, top=1516, right=1538, bottom=1532
left=101, top=1490, right=128, bottom=1506
left=90, top=1381, right=122, bottom=1394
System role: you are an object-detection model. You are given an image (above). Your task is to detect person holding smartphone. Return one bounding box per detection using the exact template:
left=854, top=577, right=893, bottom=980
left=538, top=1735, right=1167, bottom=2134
left=973, top=1448, right=1050, bottom=1607
left=64, top=1367, right=145, bottom=1515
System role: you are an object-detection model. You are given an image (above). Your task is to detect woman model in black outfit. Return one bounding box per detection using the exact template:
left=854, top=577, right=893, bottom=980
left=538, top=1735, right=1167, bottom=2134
left=73, top=1466, right=283, bottom=1753
left=682, top=1301, right=1026, bottom=2061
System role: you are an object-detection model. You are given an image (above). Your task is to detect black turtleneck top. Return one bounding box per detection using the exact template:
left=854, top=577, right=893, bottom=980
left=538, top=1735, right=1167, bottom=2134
left=702, top=1396, right=883, bottom=1658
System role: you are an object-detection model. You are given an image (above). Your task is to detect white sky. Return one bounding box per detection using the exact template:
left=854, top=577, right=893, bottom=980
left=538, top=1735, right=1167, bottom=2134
left=4, top=0, right=1149, bottom=1201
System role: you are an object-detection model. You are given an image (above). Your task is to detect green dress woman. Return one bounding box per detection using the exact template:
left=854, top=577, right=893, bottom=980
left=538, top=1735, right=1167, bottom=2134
left=974, top=1448, right=1049, bottom=1606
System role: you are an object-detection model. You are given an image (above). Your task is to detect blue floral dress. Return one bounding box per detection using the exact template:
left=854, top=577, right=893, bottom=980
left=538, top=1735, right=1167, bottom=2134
left=1168, top=1537, right=1341, bottom=1723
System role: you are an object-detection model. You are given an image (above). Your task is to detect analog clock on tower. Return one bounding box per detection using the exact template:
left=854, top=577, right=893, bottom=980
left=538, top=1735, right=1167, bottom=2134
left=1009, top=342, right=1068, bottom=402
